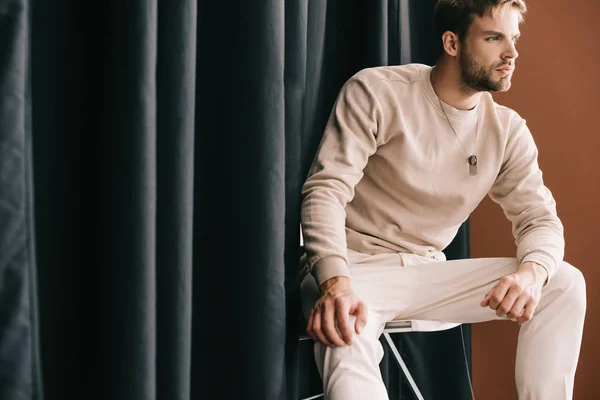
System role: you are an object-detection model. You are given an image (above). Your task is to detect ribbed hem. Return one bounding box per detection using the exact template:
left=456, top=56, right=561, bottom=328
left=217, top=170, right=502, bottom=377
left=312, top=255, right=351, bottom=287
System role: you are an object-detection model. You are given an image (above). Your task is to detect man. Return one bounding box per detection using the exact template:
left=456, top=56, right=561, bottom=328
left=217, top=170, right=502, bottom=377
left=299, top=1, right=586, bottom=399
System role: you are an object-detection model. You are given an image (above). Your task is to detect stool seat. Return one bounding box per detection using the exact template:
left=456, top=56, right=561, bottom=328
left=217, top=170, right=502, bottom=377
left=299, top=318, right=459, bottom=339
left=299, top=319, right=413, bottom=341
left=383, top=318, right=412, bottom=332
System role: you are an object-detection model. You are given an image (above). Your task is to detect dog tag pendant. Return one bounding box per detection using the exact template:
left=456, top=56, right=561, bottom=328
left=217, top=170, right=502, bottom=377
left=468, top=155, right=478, bottom=176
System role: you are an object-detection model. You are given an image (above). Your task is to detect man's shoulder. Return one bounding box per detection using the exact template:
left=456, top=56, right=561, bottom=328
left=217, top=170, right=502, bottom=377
left=491, top=99, right=518, bottom=115
left=486, top=96, right=527, bottom=133
left=350, top=63, right=430, bottom=89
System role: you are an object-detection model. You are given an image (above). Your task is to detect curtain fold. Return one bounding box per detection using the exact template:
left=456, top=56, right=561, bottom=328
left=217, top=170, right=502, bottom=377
left=0, top=0, right=42, bottom=398
left=155, top=1, right=196, bottom=399
left=283, top=1, right=309, bottom=397
left=29, top=0, right=82, bottom=398
left=190, top=1, right=288, bottom=399
left=0, top=0, right=473, bottom=399
left=97, top=3, right=158, bottom=398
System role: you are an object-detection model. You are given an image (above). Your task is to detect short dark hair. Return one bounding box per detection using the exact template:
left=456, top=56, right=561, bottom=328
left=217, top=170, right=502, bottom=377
left=433, top=0, right=527, bottom=58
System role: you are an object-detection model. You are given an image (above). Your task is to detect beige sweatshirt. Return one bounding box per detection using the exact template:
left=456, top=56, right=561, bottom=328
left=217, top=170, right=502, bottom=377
left=301, top=64, right=564, bottom=287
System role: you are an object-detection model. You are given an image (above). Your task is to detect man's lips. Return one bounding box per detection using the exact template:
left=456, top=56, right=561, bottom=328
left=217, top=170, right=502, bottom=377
left=497, top=66, right=514, bottom=73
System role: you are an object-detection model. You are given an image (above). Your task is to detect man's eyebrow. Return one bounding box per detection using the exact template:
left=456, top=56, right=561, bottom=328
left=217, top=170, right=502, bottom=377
left=482, top=30, right=521, bottom=38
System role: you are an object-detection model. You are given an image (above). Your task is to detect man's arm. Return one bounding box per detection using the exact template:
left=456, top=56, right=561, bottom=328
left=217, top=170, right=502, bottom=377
left=301, top=75, right=382, bottom=287
left=489, top=118, right=564, bottom=284
left=301, top=74, right=382, bottom=346
left=482, top=118, right=564, bottom=323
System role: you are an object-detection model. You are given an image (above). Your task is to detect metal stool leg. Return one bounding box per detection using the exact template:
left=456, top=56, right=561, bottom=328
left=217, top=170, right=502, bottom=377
left=382, top=332, right=425, bottom=400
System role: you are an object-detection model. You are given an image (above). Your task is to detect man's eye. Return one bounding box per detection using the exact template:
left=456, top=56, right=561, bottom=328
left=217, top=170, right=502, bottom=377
left=487, top=36, right=500, bottom=41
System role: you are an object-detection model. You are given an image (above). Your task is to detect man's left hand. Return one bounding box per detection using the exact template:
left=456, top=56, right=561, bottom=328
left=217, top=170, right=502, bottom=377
left=480, top=262, right=548, bottom=324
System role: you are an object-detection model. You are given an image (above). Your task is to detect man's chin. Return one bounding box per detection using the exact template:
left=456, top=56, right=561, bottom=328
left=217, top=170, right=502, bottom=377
left=486, top=79, right=512, bottom=93
left=496, top=80, right=512, bottom=92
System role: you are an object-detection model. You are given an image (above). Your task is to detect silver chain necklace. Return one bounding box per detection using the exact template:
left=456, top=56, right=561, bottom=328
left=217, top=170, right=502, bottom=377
left=431, top=75, right=479, bottom=176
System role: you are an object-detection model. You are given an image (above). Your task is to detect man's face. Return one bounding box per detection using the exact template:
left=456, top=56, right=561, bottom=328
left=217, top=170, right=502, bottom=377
left=458, top=8, right=521, bottom=92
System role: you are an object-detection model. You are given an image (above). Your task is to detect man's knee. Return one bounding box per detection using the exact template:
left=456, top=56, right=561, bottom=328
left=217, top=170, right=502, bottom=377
left=553, top=261, right=586, bottom=313
left=313, top=329, right=385, bottom=379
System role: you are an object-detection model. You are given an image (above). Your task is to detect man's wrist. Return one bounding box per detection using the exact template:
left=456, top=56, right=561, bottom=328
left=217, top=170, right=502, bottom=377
left=319, top=276, right=352, bottom=294
left=518, top=261, right=548, bottom=286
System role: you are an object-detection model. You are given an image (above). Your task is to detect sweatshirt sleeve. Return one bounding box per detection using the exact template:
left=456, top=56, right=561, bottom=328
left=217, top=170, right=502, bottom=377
left=488, top=118, right=564, bottom=284
left=300, top=76, right=382, bottom=287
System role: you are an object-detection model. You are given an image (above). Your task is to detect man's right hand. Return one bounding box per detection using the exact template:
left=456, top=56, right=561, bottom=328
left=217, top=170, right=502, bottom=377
left=306, top=276, right=368, bottom=347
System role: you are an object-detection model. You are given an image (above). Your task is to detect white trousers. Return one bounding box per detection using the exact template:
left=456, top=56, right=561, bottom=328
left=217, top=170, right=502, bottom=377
left=300, top=250, right=586, bottom=400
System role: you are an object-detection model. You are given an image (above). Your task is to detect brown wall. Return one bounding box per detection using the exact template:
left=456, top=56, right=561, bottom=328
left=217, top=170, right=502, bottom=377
left=470, top=0, right=600, bottom=398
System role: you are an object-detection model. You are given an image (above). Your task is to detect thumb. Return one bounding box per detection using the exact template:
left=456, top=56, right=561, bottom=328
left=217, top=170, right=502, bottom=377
left=353, top=301, right=368, bottom=334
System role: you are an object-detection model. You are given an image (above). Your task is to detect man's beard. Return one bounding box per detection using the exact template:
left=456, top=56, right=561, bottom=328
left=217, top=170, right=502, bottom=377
left=458, top=49, right=510, bottom=93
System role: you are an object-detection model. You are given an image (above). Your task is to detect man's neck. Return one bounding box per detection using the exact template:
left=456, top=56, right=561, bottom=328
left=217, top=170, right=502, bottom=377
left=431, top=60, right=482, bottom=111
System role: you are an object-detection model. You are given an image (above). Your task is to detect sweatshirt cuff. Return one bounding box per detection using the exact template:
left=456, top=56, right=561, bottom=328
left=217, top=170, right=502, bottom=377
left=521, top=251, right=556, bottom=287
left=312, top=256, right=351, bottom=287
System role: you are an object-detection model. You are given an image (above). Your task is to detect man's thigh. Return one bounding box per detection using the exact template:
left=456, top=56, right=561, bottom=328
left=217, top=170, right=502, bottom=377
left=348, top=254, right=520, bottom=324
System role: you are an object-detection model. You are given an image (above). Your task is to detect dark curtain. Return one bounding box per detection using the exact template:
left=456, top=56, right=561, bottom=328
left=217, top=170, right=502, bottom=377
left=0, top=0, right=471, bottom=399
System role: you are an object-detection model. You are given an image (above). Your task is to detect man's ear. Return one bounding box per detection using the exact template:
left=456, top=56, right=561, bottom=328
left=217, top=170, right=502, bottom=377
left=441, top=31, right=460, bottom=57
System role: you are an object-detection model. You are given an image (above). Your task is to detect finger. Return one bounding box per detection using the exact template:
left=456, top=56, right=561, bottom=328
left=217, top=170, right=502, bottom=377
left=335, top=301, right=354, bottom=345
left=312, top=308, right=333, bottom=347
left=306, top=308, right=317, bottom=341
left=517, top=298, right=537, bottom=324
left=352, top=301, right=368, bottom=334
left=496, top=286, right=521, bottom=317
left=480, top=288, right=493, bottom=307
left=322, top=301, right=346, bottom=347
left=488, top=277, right=513, bottom=310
left=507, top=294, right=528, bottom=320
